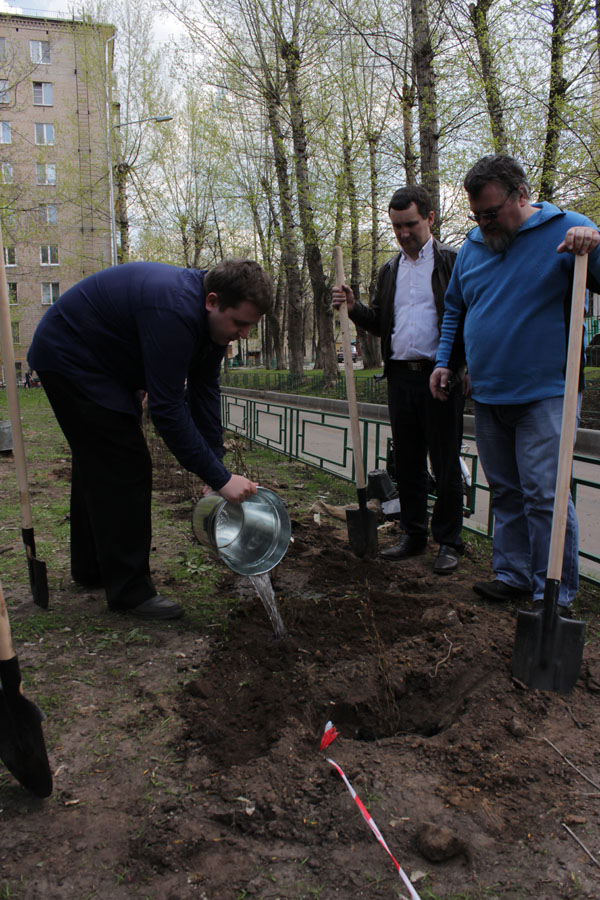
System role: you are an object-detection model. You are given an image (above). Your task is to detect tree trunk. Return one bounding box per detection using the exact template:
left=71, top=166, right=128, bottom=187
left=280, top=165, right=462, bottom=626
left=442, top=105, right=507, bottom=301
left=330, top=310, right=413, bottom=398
left=402, top=58, right=419, bottom=185
left=281, top=37, right=337, bottom=382
left=342, top=121, right=361, bottom=303
left=115, top=163, right=130, bottom=264
left=410, top=0, right=440, bottom=234
left=365, top=131, right=383, bottom=369
left=539, top=0, right=571, bottom=201
left=250, top=199, right=282, bottom=370
left=469, top=0, right=508, bottom=154
left=260, top=176, right=286, bottom=369
left=264, top=81, right=304, bottom=375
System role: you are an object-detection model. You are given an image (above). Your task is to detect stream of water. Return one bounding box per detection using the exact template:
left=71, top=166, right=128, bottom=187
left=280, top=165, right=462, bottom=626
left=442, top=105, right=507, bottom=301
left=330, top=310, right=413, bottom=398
left=248, top=573, right=287, bottom=639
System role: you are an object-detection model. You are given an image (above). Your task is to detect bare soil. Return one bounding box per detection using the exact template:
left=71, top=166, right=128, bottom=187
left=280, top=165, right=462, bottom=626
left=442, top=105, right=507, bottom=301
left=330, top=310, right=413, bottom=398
left=1, top=423, right=600, bottom=900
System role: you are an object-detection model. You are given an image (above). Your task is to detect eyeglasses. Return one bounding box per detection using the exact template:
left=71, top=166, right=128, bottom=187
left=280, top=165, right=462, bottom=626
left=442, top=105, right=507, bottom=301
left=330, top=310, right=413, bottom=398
left=468, top=193, right=514, bottom=223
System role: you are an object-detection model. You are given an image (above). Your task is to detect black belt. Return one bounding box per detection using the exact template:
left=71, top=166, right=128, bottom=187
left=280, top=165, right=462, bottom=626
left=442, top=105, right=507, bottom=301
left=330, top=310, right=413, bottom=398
left=388, top=359, right=435, bottom=373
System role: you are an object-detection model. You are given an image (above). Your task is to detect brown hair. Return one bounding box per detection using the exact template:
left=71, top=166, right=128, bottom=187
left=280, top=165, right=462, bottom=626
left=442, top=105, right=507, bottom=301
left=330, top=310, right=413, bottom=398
left=388, top=185, right=433, bottom=218
left=204, top=258, right=274, bottom=314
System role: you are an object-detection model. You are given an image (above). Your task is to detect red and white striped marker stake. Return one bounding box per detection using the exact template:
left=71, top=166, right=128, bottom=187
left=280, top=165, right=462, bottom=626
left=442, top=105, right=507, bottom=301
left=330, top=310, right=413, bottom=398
left=320, top=721, right=422, bottom=900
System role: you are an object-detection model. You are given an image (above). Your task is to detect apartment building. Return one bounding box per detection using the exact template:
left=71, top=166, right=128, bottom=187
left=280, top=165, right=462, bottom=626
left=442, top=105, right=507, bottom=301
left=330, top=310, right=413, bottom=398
left=0, top=12, right=114, bottom=380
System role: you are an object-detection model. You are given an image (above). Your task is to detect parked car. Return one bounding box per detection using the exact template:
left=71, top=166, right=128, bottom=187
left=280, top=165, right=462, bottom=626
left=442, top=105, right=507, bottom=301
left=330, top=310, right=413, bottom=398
left=337, top=344, right=358, bottom=363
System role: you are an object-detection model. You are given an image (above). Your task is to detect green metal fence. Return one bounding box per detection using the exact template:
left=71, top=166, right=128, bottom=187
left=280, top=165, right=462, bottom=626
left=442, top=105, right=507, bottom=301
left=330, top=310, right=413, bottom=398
left=222, top=369, right=600, bottom=429
left=221, top=369, right=389, bottom=404
left=586, top=314, right=600, bottom=341
left=221, top=389, right=600, bottom=586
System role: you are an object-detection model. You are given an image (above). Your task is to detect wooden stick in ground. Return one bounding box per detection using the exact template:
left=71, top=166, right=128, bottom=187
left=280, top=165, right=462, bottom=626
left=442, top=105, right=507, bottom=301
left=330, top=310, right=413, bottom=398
left=333, top=246, right=378, bottom=559
left=0, top=580, right=15, bottom=662
left=0, top=224, right=49, bottom=606
left=546, top=253, right=587, bottom=580
left=333, top=246, right=365, bottom=490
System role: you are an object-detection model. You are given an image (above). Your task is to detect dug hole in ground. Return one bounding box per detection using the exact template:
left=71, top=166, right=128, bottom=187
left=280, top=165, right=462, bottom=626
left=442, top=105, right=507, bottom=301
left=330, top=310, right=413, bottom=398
left=0, top=391, right=599, bottom=900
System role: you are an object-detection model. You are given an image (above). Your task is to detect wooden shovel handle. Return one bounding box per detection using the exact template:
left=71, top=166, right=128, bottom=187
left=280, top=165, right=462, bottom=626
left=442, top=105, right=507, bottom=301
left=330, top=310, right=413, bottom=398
left=546, top=253, right=587, bottom=581
left=0, top=581, right=15, bottom=662
left=333, top=246, right=366, bottom=491
left=0, top=225, right=34, bottom=529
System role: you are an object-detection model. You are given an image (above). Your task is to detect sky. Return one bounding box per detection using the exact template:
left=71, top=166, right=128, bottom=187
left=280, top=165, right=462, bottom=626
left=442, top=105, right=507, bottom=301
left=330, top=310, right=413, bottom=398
left=0, top=0, right=88, bottom=18
left=0, top=0, right=186, bottom=46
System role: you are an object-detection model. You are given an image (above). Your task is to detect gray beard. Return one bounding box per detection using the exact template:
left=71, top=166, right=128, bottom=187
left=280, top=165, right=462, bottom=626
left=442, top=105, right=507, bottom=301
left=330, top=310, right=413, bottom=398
left=481, top=228, right=517, bottom=253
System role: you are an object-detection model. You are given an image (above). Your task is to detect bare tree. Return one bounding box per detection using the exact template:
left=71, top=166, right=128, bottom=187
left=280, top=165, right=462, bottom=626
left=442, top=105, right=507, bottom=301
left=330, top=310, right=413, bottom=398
left=468, top=0, right=508, bottom=153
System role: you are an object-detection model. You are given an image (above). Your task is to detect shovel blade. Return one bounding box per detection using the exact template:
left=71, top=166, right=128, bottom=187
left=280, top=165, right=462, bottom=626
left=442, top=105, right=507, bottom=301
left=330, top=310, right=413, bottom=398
left=512, top=609, right=585, bottom=693
left=0, top=656, right=53, bottom=797
left=23, top=527, right=49, bottom=608
left=346, top=507, right=378, bottom=559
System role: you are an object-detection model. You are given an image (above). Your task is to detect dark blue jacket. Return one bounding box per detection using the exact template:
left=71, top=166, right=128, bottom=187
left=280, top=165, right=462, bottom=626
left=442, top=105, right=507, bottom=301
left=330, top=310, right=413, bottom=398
left=28, top=262, right=230, bottom=489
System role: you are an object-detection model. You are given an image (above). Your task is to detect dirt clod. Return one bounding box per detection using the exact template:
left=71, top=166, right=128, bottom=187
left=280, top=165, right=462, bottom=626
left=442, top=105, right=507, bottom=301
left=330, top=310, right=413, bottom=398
left=416, top=821, right=470, bottom=862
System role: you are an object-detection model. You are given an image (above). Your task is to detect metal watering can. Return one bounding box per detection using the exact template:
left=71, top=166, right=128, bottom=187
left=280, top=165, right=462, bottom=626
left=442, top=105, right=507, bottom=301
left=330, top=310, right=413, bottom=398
left=192, top=487, right=291, bottom=576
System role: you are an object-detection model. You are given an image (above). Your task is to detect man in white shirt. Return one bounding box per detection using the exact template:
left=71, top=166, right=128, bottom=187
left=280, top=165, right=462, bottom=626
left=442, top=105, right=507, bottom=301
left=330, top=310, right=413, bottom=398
left=332, top=186, right=466, bottom=573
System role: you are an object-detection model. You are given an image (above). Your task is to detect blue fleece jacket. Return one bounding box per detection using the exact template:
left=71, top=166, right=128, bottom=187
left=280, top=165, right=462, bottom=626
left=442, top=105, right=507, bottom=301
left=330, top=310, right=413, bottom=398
left=436, top=202, right=600, bottom=404
left=28, top=262, right=230, bottom=490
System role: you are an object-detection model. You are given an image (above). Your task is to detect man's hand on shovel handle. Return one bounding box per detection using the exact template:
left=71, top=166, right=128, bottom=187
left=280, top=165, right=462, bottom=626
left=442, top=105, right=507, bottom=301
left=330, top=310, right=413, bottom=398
left=332, top=284, right=355, bottom=312
left=556, top=226, right=600, bottom=255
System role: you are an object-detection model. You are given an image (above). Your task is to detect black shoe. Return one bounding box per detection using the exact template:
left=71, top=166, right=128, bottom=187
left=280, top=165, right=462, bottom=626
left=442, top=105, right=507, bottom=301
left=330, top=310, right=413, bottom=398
left=532, top=600, right=574, bottom=619
left=434, top=544, right=460, bottom=575
left=128, top=595, right=184, bottom=620
left=380, top=535, right=427, bottom=561
left=473, top=580, right=532, bottom=603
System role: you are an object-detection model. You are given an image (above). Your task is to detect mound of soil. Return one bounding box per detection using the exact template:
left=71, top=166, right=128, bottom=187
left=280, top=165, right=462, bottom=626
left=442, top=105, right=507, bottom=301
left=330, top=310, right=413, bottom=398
left=1, top=445, right=599, bottom=899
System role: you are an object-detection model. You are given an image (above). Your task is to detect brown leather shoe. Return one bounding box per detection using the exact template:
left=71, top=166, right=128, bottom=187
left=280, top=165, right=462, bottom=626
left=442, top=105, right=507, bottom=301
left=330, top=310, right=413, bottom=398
left=380, top=535, right=427, bottom=561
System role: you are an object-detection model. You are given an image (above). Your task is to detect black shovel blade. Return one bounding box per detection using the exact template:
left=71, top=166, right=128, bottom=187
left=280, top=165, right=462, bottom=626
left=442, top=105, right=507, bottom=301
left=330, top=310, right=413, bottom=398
left=512, top=595, right=585, bottom=694
left=0, top=656, right=53, bottom=797
left=22, top=527, right=49, bottom=609
left=346, top=506, right=378, bottom=559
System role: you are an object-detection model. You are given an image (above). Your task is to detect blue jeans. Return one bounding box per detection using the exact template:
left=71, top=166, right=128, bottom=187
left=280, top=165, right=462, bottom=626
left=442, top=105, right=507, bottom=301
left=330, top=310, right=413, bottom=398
left=474, top=397, right=580, bottom=606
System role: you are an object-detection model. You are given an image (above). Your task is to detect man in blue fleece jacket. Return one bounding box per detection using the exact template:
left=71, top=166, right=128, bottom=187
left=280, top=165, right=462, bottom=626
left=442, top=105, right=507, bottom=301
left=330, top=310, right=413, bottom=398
left=431, top=155, right=600, bottom=613
left=28, top=258, right=273, bottom=620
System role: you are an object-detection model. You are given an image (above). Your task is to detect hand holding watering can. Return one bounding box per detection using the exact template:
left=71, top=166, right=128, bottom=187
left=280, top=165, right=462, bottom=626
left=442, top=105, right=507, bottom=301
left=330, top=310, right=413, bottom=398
left=193, top=487, right=291, bottom=577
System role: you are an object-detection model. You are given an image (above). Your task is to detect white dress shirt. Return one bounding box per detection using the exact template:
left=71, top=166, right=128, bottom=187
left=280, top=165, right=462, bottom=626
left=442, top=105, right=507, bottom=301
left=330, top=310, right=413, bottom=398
left=389, top=237, right=439, bottom=361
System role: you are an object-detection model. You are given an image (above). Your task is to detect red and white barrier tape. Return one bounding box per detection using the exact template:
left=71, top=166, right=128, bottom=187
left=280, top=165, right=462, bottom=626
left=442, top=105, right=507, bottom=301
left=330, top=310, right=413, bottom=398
left=320, top=721, right=422, bottom=900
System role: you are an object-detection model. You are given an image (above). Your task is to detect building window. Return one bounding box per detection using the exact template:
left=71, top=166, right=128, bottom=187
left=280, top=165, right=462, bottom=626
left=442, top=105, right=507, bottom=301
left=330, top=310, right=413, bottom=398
left=4, top=246, right=16, bottom=266
left=35, top=123, right=54, bottom=145
left=0, top=38, right=6, bottom=62
left=11, top=321, right=19, bottom=344
left=41, top=282, right=59, bottom=305
left=40, top=245, right=59, bottom=265
left=36, top=162, right=56, bottom=185
left=30, top=41, right=51, bottom=64
left=38, top=203, right=58, bottom=224
left=0, top=80, right=8, bottom=104
left=1, top=161, right=12, bottom=183
left=7, top=282, right=17, bottom=304
left=0, top=122, right=11, bottom=143
left=33, top=82, right=53, bottom=106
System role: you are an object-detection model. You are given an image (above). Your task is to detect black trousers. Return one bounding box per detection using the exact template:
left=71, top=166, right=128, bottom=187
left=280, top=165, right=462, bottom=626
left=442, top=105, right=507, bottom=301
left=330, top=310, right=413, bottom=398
left=38, top=371, right=156, bottom=610
left=387, top=364, right=464, bottom=548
